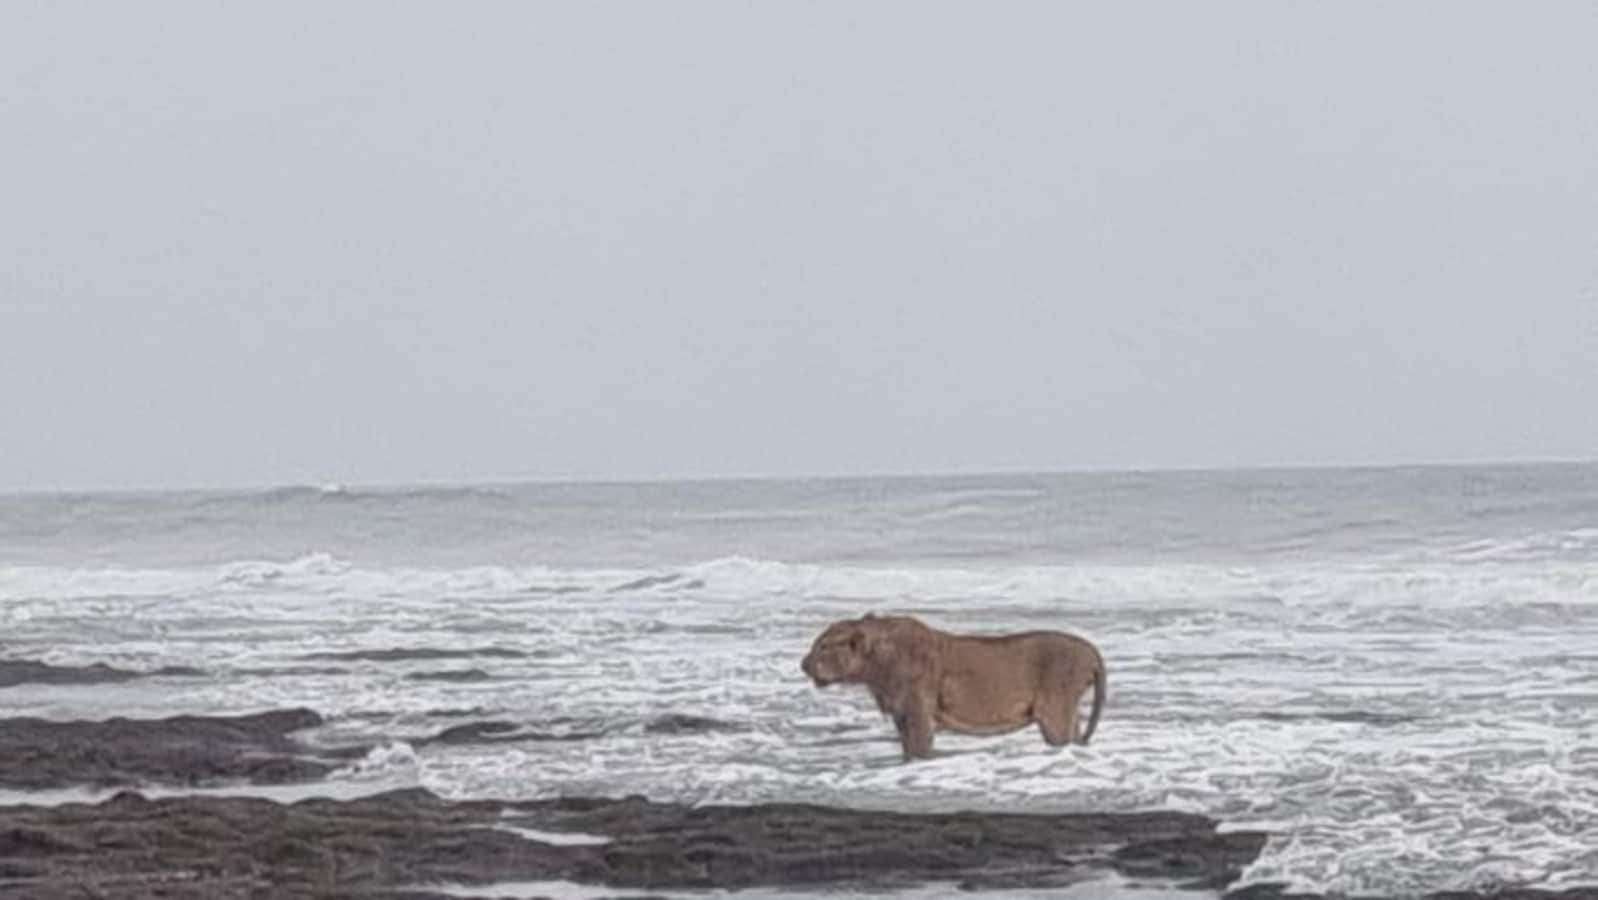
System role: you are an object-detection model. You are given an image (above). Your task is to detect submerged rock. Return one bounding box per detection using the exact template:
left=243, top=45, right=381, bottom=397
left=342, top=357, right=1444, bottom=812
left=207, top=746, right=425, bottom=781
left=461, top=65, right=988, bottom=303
left=0, top=708, right=349, bottom=791
left=0, top=658, right=203, bottom=689
left=405, top=668, right=495, bottom=683
left=639, top=712, right=743, bottom=735
left=419, top=713, right=745, bottom=748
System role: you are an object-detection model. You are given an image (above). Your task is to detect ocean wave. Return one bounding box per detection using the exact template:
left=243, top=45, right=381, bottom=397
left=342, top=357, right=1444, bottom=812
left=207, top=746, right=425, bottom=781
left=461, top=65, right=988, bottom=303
left=333, top=741, right=420, bottom=782
left=3, top=547, right=1596, bottom=895
left=249, top=483, right=515, bottom=505
left=1441, top=527, right=1598, bottom=563
left=3, top=553, right=1596, bottom=616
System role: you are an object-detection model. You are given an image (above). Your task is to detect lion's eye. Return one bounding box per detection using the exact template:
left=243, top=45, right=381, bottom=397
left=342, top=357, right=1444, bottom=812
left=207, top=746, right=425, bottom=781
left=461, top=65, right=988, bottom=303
left=848, top=633, right=863, bottom=652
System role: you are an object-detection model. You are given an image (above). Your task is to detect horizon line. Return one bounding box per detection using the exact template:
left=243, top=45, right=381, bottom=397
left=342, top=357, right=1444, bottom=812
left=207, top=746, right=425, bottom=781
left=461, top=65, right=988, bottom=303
left=3, top=453, right=1595, bottom=500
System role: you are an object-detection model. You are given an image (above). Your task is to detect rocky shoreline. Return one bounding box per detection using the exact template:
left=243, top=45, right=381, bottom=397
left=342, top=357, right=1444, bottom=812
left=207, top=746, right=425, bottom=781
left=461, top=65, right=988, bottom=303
left=0, top=708, right=362, bottom=791
left=0, top=676, right=1264, bottom=898
left=0, top=785, right=1262, bottom=899
left=2, top=663, right=1594, bottom=900
left=4, top=785, right=1595, bottom=900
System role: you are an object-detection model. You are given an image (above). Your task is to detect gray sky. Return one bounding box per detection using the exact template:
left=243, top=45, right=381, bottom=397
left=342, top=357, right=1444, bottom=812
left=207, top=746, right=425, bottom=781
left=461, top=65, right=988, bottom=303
left=3, top=2, right=1596, bottom=492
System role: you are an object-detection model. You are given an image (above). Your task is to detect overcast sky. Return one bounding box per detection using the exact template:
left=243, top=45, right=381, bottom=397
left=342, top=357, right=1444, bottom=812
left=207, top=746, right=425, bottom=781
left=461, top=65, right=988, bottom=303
left=2, top=2, right=1596, bottom=492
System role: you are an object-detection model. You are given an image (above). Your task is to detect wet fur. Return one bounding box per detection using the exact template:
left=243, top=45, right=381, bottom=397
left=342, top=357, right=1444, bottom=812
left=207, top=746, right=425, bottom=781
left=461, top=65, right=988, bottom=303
left=801, top=614, right=1106, bottom=761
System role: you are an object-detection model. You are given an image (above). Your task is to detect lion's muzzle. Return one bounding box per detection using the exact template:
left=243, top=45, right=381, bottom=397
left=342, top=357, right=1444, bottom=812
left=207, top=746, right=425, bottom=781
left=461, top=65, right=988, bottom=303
left=800, top=652, right=832, bottom=687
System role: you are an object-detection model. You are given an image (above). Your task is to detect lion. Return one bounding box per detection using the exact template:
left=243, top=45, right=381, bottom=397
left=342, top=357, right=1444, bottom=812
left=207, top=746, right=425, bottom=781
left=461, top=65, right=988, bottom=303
left=800, top=613, right=1106, bottom=761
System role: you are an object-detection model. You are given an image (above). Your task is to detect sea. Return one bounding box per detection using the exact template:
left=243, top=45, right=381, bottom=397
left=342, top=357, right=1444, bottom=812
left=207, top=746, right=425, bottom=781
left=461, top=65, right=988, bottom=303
left=1, top=463, right=1595, bottom=898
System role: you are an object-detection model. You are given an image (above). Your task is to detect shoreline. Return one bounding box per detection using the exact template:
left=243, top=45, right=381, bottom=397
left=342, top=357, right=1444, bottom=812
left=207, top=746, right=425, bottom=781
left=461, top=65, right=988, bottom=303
left=2, top=664, right=1593, bottom=900
left=0, top=688, right=1257, bottom=898
left=0, top=785, right=1261, bottom=899
left=3, top=784, right=1595, bottom=900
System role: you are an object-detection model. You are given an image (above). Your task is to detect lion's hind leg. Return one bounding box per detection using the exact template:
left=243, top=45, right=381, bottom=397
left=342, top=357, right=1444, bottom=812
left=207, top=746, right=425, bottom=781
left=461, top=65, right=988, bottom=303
left=1033, top=688, right=1078, bottom=748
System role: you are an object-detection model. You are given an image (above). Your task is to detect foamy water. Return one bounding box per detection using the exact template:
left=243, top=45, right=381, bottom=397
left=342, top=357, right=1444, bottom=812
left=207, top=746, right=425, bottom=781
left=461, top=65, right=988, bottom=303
left=2, top=466, right=1596, bottom=896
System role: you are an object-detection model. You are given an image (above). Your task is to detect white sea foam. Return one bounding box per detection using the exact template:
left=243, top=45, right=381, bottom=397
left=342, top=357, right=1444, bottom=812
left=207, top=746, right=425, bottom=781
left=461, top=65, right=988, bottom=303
left=492, top=823, right=612, bottom=847
left=334, top=741, right=421, bottom=781
left=2, top=551, right=1596, bottom=895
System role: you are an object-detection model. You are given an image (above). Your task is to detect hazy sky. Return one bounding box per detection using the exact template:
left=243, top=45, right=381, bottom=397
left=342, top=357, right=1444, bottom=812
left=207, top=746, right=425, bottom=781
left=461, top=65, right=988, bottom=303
left=3, top=2, right=1596, bottom=492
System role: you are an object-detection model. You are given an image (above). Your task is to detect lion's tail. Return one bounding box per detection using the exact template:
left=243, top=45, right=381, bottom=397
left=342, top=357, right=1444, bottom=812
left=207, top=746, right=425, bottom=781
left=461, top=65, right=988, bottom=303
left=1080, top=655, right=1106, bottom=745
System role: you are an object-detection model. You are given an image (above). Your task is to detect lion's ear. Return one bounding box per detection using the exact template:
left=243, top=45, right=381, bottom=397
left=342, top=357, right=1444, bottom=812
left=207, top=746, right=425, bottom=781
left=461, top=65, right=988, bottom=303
left=863, top=612, right=876, bottom=620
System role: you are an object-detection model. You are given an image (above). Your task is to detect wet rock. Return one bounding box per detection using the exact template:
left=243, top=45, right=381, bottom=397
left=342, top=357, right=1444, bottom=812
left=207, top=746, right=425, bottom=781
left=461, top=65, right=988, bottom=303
left=429, top=720, right=526, bottom=744
left=406, top=668, right=494, bottom=683
left=1115, top=830, right=1267, bottom=888
left=0, top=789, right=576, bottom=899
left=11, top=773, right=1580, bottom=900
left=0, top=787, right=1269, bottom=898
left=512, top=799, right=1266, bottom=891
left=0, top=659, right=138, bottom=687
left=421, top=713, right=741, bottom=747
left=640, top=713, right=741, bottom=735
left=0, top=708, right=354, bottom=791
left=233, top=665, right=351, bottom=676
left=0, top=659, right=204, bottom=689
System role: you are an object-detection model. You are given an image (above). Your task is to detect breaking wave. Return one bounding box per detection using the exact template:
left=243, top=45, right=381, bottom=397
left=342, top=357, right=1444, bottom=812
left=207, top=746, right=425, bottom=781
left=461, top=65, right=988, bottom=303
left=3, top=551, right=1597, bottom=895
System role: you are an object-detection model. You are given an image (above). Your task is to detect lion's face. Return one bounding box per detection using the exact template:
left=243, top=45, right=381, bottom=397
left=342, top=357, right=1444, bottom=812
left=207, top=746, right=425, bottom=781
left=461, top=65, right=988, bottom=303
left=801, top=619, right=873, bottom=687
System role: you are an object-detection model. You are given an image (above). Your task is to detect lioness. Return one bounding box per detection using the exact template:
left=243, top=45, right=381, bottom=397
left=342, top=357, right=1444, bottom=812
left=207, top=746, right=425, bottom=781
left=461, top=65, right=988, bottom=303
left=801, top=613, right=1105, bottom=761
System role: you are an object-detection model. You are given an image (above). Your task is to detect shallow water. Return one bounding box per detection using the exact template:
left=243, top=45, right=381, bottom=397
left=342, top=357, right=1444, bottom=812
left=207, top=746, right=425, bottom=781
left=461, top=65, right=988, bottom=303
left=2, top=464, right=1596, bottom=896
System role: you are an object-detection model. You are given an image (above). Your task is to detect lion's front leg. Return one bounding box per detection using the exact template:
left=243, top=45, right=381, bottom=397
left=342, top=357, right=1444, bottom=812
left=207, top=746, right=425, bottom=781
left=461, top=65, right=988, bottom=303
left=894, top=697, right=936, bottom=761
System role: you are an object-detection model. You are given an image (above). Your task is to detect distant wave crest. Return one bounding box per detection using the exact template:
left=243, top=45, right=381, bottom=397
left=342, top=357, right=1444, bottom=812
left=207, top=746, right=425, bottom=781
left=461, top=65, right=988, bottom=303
left=4, top=552, right=1596, bottom=623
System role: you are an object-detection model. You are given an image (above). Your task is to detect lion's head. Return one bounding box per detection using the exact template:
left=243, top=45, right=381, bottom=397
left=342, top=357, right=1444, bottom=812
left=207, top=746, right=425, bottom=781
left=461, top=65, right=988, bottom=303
left=800, top=616, right=874, bottom=686
left=800, top=614, right=933, bottom=692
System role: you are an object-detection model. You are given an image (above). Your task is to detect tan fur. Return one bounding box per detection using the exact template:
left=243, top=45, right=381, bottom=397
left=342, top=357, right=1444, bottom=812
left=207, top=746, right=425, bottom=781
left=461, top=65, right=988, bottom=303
left=800, top=613, right=1106, bottom=761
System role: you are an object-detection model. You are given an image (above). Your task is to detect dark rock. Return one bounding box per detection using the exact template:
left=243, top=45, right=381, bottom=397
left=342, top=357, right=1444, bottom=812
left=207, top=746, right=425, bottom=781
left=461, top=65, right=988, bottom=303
left=509, top=799, right=1265, bottom=891
left=1114, top=829, right=1266, bottom=886
left=0, top=708, right=354, bottom=791
left=405, top=668, right=494, bottom=683
left=0, top=659, right=203, bottom=689
left=0, top=787, right=1268, bottom=898
left=421, top=713, right=741, bottom=748
left=0, top=789, right=577, bottom=900
left=234, top=665, right=352, bottom=676
left=0, top=659, right=137, bottom=687
left=958, top=869, right=1090, bottom=891
left=640, top=713, right=741, bottom=735
left=429, top=720, right=531, bottom=745
left=150, top=665, right=207, bottom=678
left=6, top=771, right=1580, bottom=900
